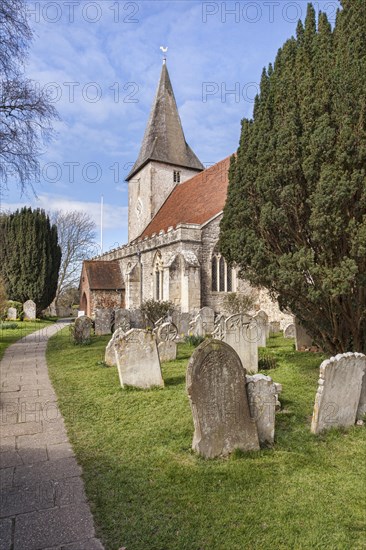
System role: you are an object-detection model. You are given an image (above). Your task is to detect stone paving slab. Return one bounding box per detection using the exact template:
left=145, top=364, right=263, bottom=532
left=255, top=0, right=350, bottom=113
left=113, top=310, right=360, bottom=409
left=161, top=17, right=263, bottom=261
left=0, top=321, right=104, bottom=550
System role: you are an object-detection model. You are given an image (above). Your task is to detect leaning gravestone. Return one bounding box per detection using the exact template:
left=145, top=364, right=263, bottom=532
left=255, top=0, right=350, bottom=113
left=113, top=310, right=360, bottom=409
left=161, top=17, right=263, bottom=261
left=104, top=328, right=125, bottom=367
left=95, top=308, right=113, bottom=336
left=23, top=300, right=36, bottom=320
left=115, top=329, right=164, bottom=389
left=73, top=316, right=92, bottom=344
left=223, top=314, right=258, bottom=373
left=253, top=310, right=268, bottom=347
left=246, top=374, right=279, bottom=446
left=158, top=341, right=177, bottom=362
left=311, top=353, right=366, bottom=434
left=186, top=339, right=260, bottom=458
left=7, top=307, right=17, bottom=321
left=283, top=323, right=295, bottom=338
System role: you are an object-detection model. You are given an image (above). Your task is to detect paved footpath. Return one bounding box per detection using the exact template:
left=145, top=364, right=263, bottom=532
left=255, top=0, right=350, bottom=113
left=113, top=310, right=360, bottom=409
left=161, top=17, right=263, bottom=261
left=0, top=321, right=105, bottom=550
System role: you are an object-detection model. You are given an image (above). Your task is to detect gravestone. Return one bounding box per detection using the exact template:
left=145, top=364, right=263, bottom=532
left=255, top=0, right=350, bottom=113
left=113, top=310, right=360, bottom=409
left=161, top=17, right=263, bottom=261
left=95, top=308, right=113, bottom=336
left=104, top=328, right=125, bottom=367
left=115, top=329, right=164, bottom=389
left=198, top=307, right=215, bottom=335
left=114, top=308, right=130, bottom=332
left=158, top=341, right=177, bottom=362
left=73, top=316, right=92, bottom=344
left=269, top=321, right=280, bottom=334
left=253, top=310, right=268, bottom=347
left=311, top=353, right=366, bottom=434
left=190, top=314, right=204, bottom=338
left=283, top=323, right=295, bottom=339
left=295, top=318, right=313, bottom=350
left=357, top=370, right=366, bottom=421
left=186, top=339, right=259, bottom=458
left=130, top=309, right=144, bottom=328
left=223, top=314, right=258, bottom=373
left=23, top=300, right=36, bottom=320
left=172, top=311, right=192, bottom=336
left=7, top=307, right=17, bottom=320
left=246, top=374, right=278, bottom=446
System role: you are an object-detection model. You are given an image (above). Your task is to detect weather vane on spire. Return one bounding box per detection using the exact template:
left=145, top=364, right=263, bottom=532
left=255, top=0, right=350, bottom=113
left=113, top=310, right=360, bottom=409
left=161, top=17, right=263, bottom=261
left=160, top=46, right=168, bottom=64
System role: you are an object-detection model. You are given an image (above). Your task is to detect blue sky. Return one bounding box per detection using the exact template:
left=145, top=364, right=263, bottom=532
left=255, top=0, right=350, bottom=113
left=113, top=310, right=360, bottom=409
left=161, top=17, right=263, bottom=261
left=1, top=0, right=340, bottom=250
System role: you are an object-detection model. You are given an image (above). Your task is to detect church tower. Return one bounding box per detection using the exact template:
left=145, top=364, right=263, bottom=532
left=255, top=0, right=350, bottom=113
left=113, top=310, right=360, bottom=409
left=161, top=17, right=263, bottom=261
left=126, top=61, right=204, bottom=242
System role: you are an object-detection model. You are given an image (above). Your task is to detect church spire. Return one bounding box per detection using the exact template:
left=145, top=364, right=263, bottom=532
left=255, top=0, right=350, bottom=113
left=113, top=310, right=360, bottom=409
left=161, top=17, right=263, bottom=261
left=126, top=62, right=204, bottom=181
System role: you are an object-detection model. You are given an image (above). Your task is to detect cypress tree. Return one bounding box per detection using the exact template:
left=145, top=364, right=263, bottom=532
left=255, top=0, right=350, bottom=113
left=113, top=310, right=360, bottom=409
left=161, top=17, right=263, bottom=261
left=220, top=1, right=366, bottom=354
left=1, top=208, right=61, bottom=314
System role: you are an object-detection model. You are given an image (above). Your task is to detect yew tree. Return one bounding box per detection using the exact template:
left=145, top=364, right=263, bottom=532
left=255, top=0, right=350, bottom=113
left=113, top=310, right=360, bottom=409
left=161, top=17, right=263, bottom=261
left=220, top=1, right=366, bottom=354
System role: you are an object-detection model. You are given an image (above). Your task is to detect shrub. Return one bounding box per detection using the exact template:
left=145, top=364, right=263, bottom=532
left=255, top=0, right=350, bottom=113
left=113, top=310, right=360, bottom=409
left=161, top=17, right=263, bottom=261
left=141, top=299, right=174, bottom=326
left=0, top=322, right=19, bottom=330
left=185, top=334, right=205, bottom=347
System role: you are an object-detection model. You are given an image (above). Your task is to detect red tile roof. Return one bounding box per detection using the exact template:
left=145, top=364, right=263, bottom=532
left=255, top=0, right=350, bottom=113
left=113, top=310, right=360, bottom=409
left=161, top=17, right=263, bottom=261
left=139, top=156, right=231, bottom=239
left=84, top=261, right=124, bottom=290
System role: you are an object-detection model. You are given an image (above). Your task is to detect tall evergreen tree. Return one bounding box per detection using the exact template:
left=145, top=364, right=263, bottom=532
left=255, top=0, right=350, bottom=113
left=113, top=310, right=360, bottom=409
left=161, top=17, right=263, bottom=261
left=1, top=208, right=61, bottom=314
left=220, top=1, right=366, bottom=354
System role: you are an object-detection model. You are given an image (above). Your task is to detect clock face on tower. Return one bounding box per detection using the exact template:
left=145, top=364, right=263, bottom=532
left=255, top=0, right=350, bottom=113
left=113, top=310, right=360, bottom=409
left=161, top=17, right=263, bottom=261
left=136, top=198, right=143, bottom=218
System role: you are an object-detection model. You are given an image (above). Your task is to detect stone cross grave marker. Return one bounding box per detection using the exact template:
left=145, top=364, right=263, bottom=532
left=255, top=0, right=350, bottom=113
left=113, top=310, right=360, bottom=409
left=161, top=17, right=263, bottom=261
left=115, top=329, right=164, bottom=389
left=311, top=352, right=366, bottom=434
left=186, top=339, right=259, bottom=458
left=23, top=300, right=36, bottom=320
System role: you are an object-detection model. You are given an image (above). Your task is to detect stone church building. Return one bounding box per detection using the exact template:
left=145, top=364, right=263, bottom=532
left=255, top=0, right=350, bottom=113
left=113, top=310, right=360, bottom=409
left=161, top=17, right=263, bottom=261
left=80, top=61, right=289, bottom=326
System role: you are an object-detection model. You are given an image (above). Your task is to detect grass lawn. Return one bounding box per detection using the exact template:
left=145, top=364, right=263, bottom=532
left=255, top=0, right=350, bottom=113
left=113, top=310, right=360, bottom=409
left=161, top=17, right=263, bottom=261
left=0, top=319, right=55, bottom=360
left=47, top=331, right=366, bottom=550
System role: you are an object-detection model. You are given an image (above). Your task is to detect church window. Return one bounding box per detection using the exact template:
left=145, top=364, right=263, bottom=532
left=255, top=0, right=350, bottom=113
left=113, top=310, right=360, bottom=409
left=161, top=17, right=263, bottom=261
left=219, top=257, right=225, bottom=292
left=153, top=253, right=164, bottom=301
left=173, top=170, right=181, bottom=183
left=211, top=257, right=218, bottom=292
left=211, top=249, right=236, bottom=293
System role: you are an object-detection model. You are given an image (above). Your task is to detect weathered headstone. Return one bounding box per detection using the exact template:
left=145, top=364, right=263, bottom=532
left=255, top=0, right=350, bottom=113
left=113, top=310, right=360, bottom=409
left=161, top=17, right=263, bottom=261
left=95, top=308, right=113, bottom=336
left=158, top=340, right=177, bottom=362
left=269, top=321, right=280, bottom=334
left=283, top=323, right=295, bottom=339
left=23, top=300, right=36, bottom=320
left=115, top=329, right=164, bottom=389
left=253, top=310, right=268, bottom=347
left=295, top=318, right=313, bottom=350
left=246, top=374, right=278, bottom=446
left=130, top=309, right=144, bottom=328
left=311, top=353, right=366, bottom=434
left=199, top=307, right=215, bottom=335
left=104, top=328, right=125, bottom=367
left=190, top=314, right=204, bottom=338
left=172, top=311, right=192, bottom=336
left=73, top=316, right=92, bottom=344
left=357, top=368, right=366, bottom=421
left=7, top=307, right=17, bottom=320
left=223, top=314, right=258, bottom=373
left=186, top=339, right=259, bottom=458
left=114, top=308, right=130, bottom=332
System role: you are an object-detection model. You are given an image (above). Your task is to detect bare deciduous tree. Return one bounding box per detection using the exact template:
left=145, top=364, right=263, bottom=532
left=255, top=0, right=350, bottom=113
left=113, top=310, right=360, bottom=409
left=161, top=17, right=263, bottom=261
left=0, top=0, right=59, bottom=194
left=51, top=210, right=97, bottom=306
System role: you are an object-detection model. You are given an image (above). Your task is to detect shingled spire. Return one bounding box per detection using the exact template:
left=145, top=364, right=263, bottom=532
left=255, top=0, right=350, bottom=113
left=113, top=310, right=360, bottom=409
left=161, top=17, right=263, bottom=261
left=126, top=62, right=204, bottom=180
